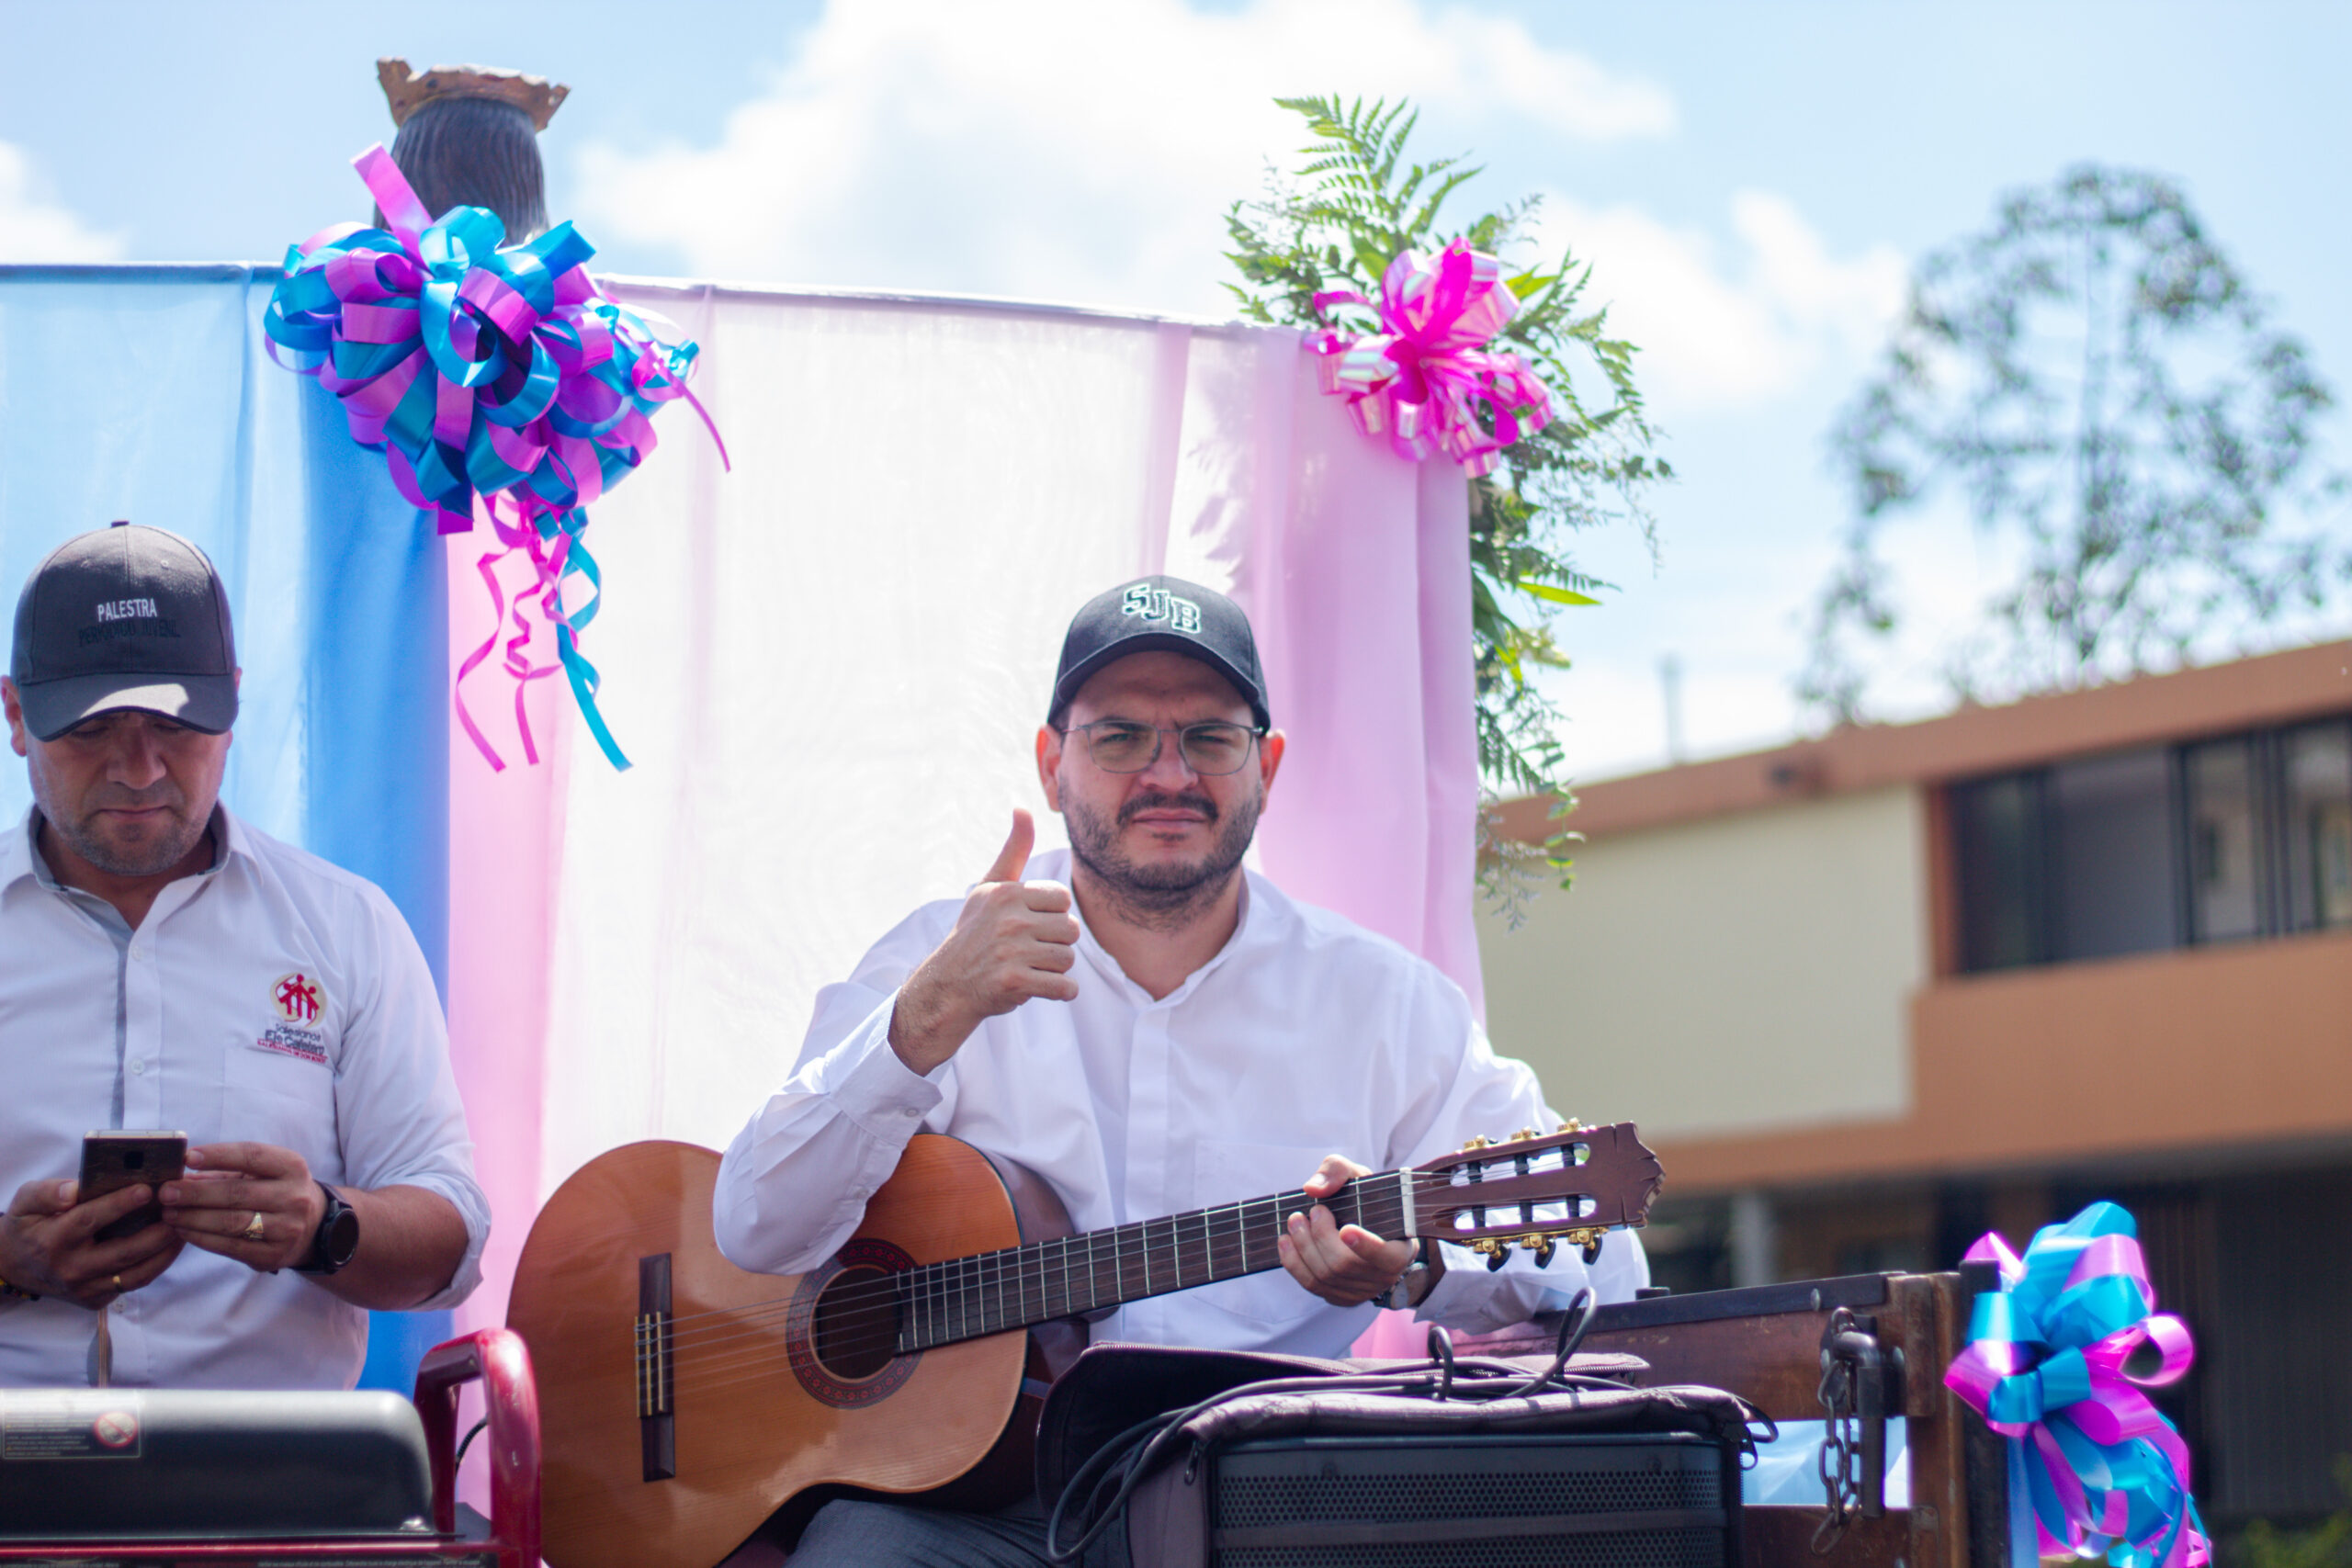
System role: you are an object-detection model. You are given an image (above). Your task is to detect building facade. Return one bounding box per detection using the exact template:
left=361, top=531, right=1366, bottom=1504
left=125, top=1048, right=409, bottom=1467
left=1480, top=640, right=2352, bottom=1520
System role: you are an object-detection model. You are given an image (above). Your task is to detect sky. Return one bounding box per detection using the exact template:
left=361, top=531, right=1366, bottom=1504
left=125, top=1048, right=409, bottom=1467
left=4, top=0, right=2347, bottom=783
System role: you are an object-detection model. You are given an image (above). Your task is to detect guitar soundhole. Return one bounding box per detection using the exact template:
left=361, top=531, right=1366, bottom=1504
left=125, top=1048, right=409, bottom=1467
left=786, top=1238, right=921, bottom=1408
left=811, top=1265, right=899, bottom=1381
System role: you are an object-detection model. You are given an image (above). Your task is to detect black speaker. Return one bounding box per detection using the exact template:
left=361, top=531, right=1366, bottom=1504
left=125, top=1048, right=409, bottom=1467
left=0, top=1388, right=434, bottom=1540
left=1130, top=1430, right=1739, bottom=1568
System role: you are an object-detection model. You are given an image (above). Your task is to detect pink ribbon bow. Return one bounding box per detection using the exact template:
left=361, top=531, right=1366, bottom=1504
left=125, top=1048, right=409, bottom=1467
left=1306, top=240, right=1554, bottom=478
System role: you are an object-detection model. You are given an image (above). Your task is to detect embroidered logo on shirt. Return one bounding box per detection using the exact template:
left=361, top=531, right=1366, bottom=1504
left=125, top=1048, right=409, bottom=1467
left=256, top=972, right=329, bottom=1065
left=273, top=973, right=322, bottom=1024
left=1121, top=584, right=1202, bottom=635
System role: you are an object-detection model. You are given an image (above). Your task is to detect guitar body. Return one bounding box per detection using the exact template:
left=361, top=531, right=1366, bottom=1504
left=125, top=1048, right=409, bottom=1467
left=508, top=1136, right=1074, bottom=1568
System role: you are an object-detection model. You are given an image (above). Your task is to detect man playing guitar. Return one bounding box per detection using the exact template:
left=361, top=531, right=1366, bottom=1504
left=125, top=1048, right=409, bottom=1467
left=713, top=575, right=1648, bottom=1564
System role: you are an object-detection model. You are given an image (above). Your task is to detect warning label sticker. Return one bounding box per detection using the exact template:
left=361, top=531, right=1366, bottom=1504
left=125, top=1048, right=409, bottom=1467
left=1, top=1391, right=144, bottom=1460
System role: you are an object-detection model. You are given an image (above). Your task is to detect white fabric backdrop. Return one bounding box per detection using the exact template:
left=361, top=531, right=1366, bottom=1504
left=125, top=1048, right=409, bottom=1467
left=445, top=284, right=1484, bottom=1335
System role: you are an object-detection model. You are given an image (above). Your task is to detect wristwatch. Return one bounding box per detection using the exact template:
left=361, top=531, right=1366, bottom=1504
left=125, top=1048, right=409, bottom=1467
left=1376, top=1238, right=1443, bottom=1311
left=295, top=1182, right=360, bottom=1275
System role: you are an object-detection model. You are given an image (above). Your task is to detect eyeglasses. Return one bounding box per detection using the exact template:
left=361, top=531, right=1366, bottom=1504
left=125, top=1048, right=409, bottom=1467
left=1057, top=719, right=1266, bottom=776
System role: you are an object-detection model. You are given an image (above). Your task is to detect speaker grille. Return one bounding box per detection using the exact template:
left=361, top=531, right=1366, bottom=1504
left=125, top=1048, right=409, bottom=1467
left=1208, top=1436, right=1728, bottom=1568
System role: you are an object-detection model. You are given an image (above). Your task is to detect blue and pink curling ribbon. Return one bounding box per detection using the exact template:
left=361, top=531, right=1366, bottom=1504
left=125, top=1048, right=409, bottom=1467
left=1307, top=239, right=1554, bottom=479
left=1945, top=1202, right=2209, bottom=1568
left=265, top=146, right=726, bottom=772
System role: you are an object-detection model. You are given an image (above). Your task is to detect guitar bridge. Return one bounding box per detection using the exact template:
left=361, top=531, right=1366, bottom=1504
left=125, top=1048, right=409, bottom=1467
left=636, top=1253, right=676, bottom=1481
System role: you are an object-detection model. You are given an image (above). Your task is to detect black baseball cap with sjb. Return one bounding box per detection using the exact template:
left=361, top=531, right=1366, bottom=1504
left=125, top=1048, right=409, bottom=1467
left=10, top=523, right=239, bottom=741
left=1050, top=574, right=1270, bottom=729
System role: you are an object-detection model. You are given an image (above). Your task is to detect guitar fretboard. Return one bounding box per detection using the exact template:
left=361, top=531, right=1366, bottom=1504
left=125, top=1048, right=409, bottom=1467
left=890, top=1170, right=1425, bottom=1353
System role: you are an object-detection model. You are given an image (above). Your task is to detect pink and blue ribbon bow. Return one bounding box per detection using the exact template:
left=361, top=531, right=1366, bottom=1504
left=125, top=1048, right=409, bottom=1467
left=1306, top=239, right=1553, bottom=479
left=1945, top=1202, right=2209, bottom=1568
left=265, top=145, right=727, bottom=772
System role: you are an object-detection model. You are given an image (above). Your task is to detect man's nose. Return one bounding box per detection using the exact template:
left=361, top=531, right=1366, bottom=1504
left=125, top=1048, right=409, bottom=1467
left=107, top=728, right=169, bottom=785
left=1137, top=730, right=1201, bottom=787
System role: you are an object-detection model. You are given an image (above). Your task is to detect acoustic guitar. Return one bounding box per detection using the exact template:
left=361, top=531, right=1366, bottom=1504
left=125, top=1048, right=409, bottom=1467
left=506, top=1123, right=1662, bottom=1568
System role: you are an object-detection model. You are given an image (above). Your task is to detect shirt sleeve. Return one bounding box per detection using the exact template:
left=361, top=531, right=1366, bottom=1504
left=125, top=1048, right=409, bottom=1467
left=712, top=903, right=958, bottom=1276
left=1382, top=969, right=1651, bottom=1335
left=334, top=883, right=490, bottom=1312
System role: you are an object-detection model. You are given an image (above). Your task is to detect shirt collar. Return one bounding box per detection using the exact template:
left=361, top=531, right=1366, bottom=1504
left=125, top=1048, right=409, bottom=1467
left=5, top=802, right=240, bottom=897
left=0, top=809, right=36, bottom=897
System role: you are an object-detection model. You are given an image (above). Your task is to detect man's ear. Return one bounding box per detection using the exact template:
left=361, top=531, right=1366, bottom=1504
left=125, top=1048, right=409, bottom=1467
left=1, top=679, right=26, bottom=761
left=1035, top=725, right=1064, bottom=812
left=1256, top=729, right=1285, bottom=804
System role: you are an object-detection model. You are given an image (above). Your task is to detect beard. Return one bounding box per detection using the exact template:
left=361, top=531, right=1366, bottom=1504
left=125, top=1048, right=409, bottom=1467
left=46, top=789, right=206, bottom=879
left=1064, top=784, right=1261, bottom=930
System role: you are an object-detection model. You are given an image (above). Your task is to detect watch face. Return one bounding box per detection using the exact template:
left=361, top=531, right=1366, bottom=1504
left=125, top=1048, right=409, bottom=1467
left=323, top=1203, right=361, bottom=1269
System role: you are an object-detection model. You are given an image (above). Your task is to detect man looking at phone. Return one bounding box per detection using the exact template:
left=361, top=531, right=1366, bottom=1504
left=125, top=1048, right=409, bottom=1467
left=0, top=523, right=487, bottom=1387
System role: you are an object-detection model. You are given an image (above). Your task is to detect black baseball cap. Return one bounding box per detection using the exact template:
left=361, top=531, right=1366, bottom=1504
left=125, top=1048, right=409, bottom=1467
left=1049, top=575, right=1270, bottom=729
left=9, top=524, right=239, bottom=741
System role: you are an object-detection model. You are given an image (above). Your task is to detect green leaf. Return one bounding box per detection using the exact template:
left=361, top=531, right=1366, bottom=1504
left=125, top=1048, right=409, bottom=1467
left=1517, top=580, right=1601, bottom=606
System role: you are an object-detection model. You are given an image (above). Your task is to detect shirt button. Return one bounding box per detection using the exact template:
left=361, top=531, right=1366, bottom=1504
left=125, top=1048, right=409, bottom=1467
left=130, top=1059, right=146, bottom=1076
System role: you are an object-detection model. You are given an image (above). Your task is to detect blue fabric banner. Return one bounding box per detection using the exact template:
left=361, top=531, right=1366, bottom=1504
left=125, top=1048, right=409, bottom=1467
left=0, top=265, right=455, bottom=1392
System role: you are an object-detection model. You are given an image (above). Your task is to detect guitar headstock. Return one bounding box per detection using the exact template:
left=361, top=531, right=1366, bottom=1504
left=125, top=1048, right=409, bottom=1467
left=1409, top=1122, right=1663, bottom=1267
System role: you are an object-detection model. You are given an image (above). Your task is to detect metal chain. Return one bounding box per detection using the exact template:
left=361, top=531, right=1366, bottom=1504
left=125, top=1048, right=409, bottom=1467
left=1812, top=1307, right=1864, bottom=1554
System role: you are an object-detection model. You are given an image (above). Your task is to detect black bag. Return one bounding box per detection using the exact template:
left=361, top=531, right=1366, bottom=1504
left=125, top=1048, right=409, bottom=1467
left=1036, top=1322, right=1766, bottom=1568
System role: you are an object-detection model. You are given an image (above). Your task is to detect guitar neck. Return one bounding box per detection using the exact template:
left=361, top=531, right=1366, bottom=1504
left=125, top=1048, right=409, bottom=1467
left=891, top=1169, right=1421, bottom=1355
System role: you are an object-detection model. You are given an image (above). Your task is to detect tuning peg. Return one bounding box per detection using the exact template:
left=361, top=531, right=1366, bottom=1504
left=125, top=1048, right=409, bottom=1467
left=1510, top=1126, right=1539, bottom=1144
left=1561, top=1118, right=1585, bottom=1133
left=1471, top=1237, right=1510, bottom=1272
left=1460, top=1134, right=1492, bottom=1152
left=1527, top=1237, right=1556, bottom=1269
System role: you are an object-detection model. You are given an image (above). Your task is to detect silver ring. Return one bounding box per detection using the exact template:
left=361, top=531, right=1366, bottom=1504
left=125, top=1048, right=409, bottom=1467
left=240, top=1211, right=266, bottom=1242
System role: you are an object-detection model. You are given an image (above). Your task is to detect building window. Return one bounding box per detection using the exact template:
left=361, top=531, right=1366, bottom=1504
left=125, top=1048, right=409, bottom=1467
left=1950, top=716, right=2352, bottom=974
left=2284, top=722, right=2352, bottom=931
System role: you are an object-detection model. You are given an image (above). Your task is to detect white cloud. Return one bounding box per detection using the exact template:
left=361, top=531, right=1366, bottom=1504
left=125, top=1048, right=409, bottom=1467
left=0, top=143, right=122, bottom=264
left=1535, top=189, right=1906, bottom=412
left=575, top=0, right=1672, bottom=314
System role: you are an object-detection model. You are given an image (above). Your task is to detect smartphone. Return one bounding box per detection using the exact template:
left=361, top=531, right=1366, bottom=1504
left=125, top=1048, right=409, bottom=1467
left=79, top=1131, right=187, bottom=1243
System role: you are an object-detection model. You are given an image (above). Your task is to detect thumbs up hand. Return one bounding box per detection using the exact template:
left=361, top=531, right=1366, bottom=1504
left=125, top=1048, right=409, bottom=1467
left=888, top=809, right=1081, bottom=1076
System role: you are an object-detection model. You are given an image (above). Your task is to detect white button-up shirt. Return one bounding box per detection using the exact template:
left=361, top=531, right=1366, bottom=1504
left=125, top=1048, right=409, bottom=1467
left=716, top=850, right=1645, bottom=1358
left=0, top=807, right=488, bottom=1388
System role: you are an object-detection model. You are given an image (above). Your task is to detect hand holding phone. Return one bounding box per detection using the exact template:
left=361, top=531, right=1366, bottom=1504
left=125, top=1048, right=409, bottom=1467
left=0, top=1134, right=189, bottom=1309
left=78, top=1132, right=187, bottom=1242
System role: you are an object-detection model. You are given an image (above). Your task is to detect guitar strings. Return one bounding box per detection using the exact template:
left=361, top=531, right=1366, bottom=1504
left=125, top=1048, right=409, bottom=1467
left=648, top=1173, right=1442, bottom=1349
left=658, top=1194, right=1360, bottom=1394
left=644, top=1169, right=1586, bottom=1377
left=664, top=1229, right=1624, bottom=1403
left=647, top=1198, right=1604, bottom=1398
left=651, top=1185, right=1400, bottom=1359
left=650, top=1163, right=1587, bottom=1357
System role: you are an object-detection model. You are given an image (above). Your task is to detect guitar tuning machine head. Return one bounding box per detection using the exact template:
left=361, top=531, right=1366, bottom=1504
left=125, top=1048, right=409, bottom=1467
left=1519, top=1234, right=1556, bottom=1268
left=1510, top=1127, right=1539, bottom=1144
left=1460, top=1134, right=1493, bottom=1152
left=1562, top=1226, right=1605, bottom=1266
left=1470, top=1236, right=1511, bottom=1271
left=1562, top=1118, right=1586, bottom=1133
